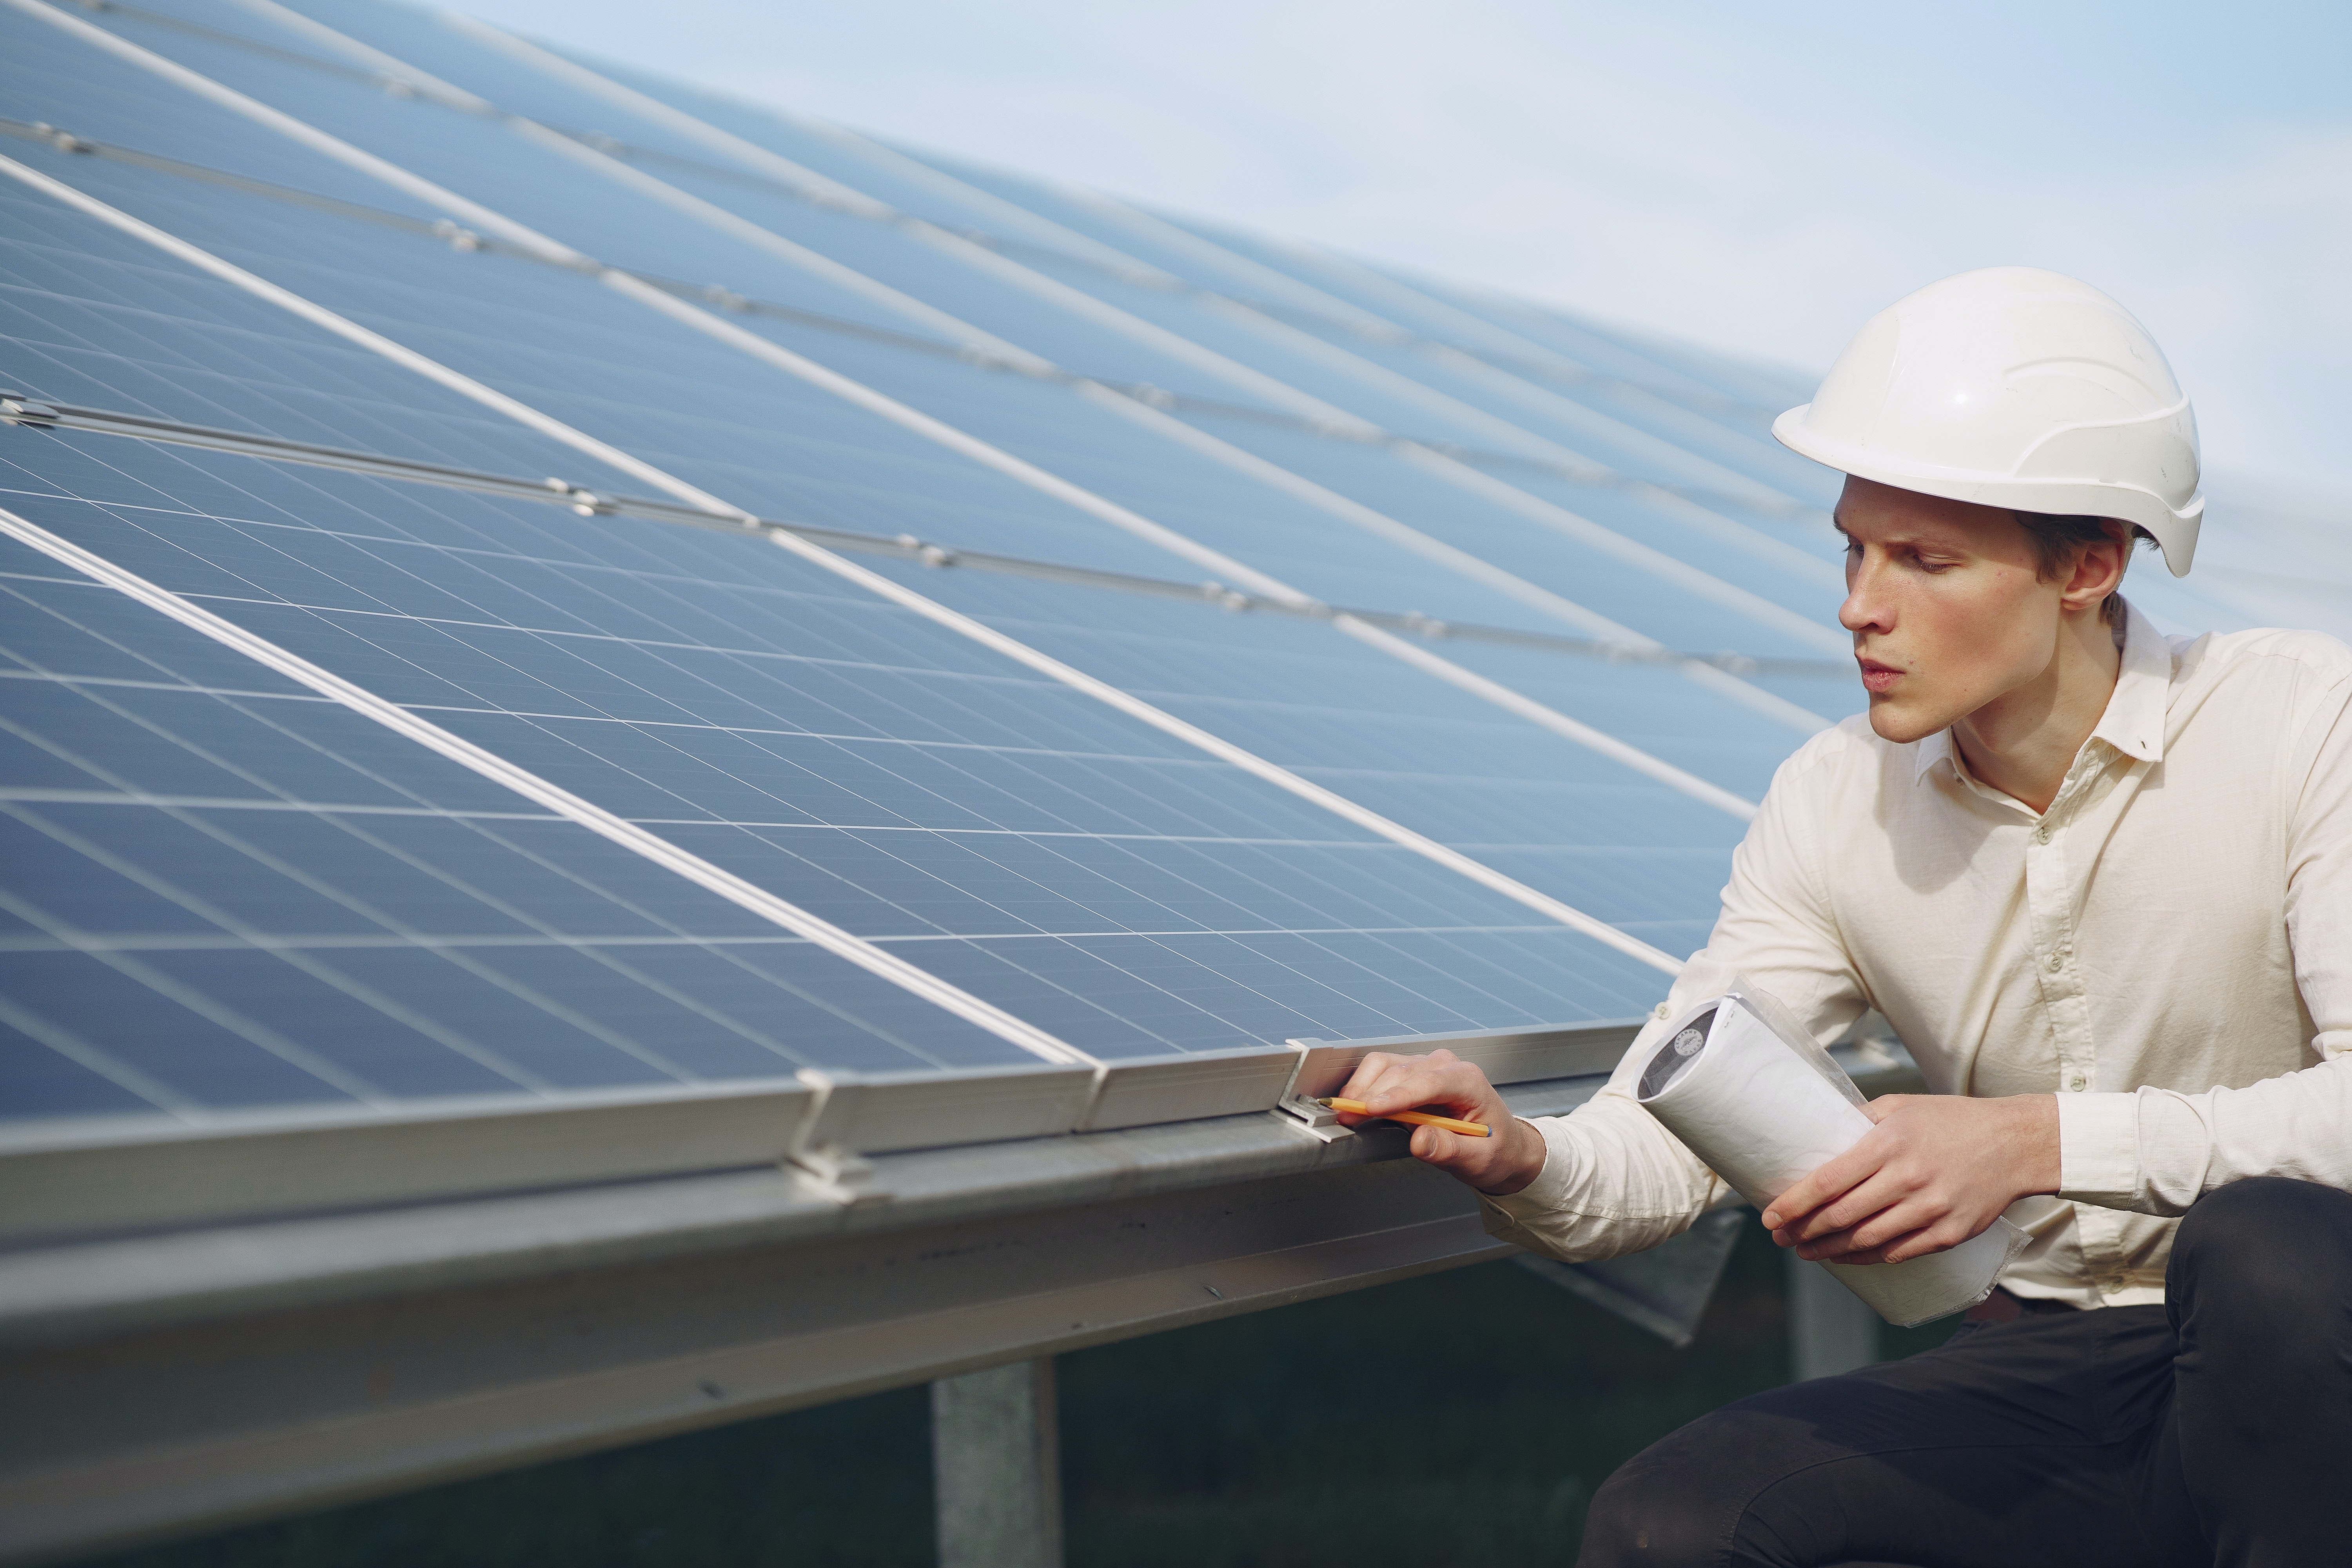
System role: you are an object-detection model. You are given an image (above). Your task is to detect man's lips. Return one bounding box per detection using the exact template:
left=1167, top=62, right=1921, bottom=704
left=1857, top=657, right=1903, bottom=694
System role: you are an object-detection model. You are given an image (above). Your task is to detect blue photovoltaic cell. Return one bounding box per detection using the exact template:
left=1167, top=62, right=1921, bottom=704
left=0, top=427, right=1680, bottom=1057
left=291, top=10, right=2273, bottom=650
left=0, top=0, right=2312, bottom=1150
left=0, top=184, right=1686, bottom=1062
left=0, top=532, right=1056, bottom=1127
left=859, top=561, right=1740, bottom=954
left=0, top=49, right=1768, bottom=820
left=0, top=0, right=2013, bottom=1131
left=17, top=2, right=1862, bottom=668
left=0, top=7, right=1855, bottom=761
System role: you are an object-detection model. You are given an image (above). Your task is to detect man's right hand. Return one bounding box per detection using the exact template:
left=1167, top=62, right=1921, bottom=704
left=1330, top=1048, right=1548, bottom=1196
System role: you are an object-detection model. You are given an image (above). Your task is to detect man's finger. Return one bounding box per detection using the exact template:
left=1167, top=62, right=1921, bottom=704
left=1791, top=1167, right=1915, bottom=1243
left=1334, top=1052, right=1409, bottom=1102
left=1356, top=1067, right=1487, bottom=1118
left=1336, top=1053, right=1483, bottom=1109
left=1412, top=1125, right=1464, bottom=1164
left=1814, top=1219, right=1953, bottom=1266
left=1782, top=1168, right=1916, bottom=1250
left=1762, top=1142, right=1883, bottom=1232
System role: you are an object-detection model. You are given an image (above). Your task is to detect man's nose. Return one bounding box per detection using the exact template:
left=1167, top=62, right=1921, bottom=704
left=1839, top=559, right=1889, bottom=636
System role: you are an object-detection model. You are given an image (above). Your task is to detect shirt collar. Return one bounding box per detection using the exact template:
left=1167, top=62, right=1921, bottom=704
left=1912, top=727, right=1955, bottom=784
left=1911, top=596, right=2169, bottom=784
left=2092, top=597, right=2169, bottom=765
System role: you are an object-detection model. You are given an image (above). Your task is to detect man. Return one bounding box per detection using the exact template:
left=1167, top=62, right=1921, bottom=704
left=1335, top=268, right=2352, bottom=1567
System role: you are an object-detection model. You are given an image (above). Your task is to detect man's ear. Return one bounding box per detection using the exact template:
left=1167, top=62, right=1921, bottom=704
left=2060, top=521, right=2131, bottom=612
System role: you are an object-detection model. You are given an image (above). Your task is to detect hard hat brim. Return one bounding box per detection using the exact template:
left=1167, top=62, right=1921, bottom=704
left=1773, top=406, right=2200, bottom=577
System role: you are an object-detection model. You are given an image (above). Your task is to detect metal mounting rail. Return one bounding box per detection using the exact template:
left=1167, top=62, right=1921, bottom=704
left=0, top=391, right=1838, bottom=677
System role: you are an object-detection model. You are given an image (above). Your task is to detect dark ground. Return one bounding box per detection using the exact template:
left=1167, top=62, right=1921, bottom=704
left=83, top=1223, right=1956, bottom=1568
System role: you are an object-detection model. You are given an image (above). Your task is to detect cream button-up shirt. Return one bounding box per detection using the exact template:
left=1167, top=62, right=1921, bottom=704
left=1485, top=601, right=2352, bottom=1306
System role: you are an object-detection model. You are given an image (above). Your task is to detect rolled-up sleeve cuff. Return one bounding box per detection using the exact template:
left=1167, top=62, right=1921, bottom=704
left=2055, top=1091, right=2141, bottom=1207
left=1479, top=1116, right=1577, bottom=1228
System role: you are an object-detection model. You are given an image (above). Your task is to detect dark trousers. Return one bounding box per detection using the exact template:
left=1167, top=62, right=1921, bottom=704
left=1578, top=1178, right=2352, bottom=1568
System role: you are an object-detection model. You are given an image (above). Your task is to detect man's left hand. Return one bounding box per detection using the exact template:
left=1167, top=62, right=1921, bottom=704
left=1760, top=1093, right=2060, bottom=1264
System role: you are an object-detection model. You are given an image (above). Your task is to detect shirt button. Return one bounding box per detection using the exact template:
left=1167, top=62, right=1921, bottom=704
left=1654, top=1003, right=1672, bottom=1020
left=2047, top=953, right=2063, bottom=972
left=2067, top=1073, right=2088, bottom=1091
left=2034, top=824, right=2051, bottom=844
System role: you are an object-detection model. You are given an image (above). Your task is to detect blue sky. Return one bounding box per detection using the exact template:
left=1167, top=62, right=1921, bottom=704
left=447, top=0, right=2352, bottom=499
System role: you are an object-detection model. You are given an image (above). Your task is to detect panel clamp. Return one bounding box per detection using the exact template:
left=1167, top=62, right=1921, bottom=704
left=0, top=394, right=58, bottom=428
left=1274, top=1089, right=1356, bottom=1143
left=786, top=1141, right=888, bottom=1207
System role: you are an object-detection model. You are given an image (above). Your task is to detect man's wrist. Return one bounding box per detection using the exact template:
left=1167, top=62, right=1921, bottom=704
left=2005, top=1093, right=2062, bottom=1197
left=1475, top=1116, right=1548, bottom=1197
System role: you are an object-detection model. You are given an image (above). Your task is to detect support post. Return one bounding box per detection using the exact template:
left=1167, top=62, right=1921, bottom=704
left=1788, top=1254, right=1879, bottom=1381
left=932, top=1357, right=1063, bottom=1568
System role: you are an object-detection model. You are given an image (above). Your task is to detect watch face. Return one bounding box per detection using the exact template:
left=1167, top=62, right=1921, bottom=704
left=1641, top=1009, right=1716, bottom=1100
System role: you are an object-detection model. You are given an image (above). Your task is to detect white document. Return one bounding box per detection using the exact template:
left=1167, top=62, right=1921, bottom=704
left=1635, top=992, right=2027, bottom=1328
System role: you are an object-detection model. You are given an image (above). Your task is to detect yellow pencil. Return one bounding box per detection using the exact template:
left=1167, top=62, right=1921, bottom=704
left=1315, top=1097, right=1491, bottom=1137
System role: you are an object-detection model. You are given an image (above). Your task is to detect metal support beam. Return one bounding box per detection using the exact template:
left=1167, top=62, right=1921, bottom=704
left=0, top=1052, right=1917, bottom=1563
left=1787, top=1254, right=1880, bottom=1381
left=933, top=1359, right=1062, bottom=1568
left=0, top=1080, right=1606, bottom=1566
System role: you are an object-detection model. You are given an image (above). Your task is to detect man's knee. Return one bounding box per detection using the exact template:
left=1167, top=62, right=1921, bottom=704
left=1579, top=1450, right=1727, bottom=1567
left=1577, top=1397, right=1816, bottom=1567
left=2170, top=1177, right=2352, bottom=1326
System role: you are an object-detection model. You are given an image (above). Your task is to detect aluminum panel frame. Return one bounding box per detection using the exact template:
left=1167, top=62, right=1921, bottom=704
left=1285, top=1017, right=1646, bottom=1103
left=0, top=1080, right=815, bottom=1244
left=793, top=1061, right=1101, bottom=1160
left=1078, top=1043, right=1302, bottom=1132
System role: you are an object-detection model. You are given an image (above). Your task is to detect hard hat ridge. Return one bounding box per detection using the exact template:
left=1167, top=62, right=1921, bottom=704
left=1774, top=267, right=2204, bottom=576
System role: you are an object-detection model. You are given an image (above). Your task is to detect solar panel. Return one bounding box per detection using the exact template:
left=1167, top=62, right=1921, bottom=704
left=0, top=175, right=1683, bottom=1113
left=27, top=0, right=2264, bottom=1183
left=11, top=1, right=1860, bottom=674
left=0, top=0, right=1886, bottom=1165
left=0, top=524, right=1051, bottom=1123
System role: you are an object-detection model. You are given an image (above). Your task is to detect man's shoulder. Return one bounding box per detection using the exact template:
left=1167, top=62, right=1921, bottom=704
left=1767, top=713, right=1913, bottom=797
left=2178, top=625, right=2352, bottom=690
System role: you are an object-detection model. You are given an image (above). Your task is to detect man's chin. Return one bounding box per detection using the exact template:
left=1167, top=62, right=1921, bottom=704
left=1865, top=697, right=1951, bottom=746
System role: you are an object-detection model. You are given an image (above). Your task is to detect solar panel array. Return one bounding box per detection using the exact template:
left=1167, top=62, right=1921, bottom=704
left=2, top=0, right=2328, bottom=1153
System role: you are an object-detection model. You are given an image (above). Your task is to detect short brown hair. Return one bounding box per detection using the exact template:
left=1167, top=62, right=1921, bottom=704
left=2011, top=512, right=2154, bottom=626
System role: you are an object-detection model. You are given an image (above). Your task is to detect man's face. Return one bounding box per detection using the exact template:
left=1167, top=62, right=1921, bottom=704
left=1835, top=476, right=2069, bottom=744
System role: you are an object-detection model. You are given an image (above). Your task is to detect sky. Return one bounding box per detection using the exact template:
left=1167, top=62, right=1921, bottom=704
left=448, top=0, right=2352, bottom=499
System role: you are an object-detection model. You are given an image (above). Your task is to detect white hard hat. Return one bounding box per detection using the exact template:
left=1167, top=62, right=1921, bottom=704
left=1773, top=267, right=2202, bottom=576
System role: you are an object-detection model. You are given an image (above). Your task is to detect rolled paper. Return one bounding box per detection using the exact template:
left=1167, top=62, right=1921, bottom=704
left=1635, top=993, right=2028, bottom=1328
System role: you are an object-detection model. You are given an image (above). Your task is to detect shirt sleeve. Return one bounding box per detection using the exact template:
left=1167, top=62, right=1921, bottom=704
left=1482, top=739, right=1873, bottom=1261
left=2058, top=670, right=2352, bottom=1214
